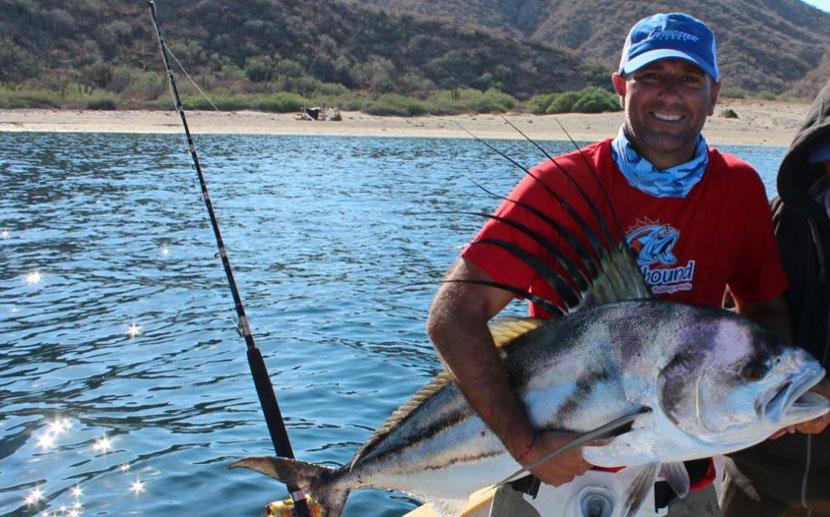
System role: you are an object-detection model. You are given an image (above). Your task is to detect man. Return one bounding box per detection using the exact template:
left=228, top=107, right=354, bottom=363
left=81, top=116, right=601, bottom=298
left=723, top=79, right=830, bottom=516
left=427, top=13, right=789, bottom=515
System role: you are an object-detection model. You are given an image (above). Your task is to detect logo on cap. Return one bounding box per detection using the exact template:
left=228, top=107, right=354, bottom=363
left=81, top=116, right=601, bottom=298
left=619, top=13, right=719, bottom=82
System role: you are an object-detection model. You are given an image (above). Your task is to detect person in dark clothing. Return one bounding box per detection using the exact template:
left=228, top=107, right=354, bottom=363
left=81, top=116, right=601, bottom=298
left=722, top=78, right=830, bottom=516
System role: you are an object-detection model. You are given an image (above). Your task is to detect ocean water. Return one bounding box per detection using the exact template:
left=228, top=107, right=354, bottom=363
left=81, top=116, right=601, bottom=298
left=0, top=132, right=788, bottom=517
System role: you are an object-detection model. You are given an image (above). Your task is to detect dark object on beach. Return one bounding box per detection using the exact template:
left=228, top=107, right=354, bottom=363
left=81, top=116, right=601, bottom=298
left=721, top=108, right=739, bottom=119
left=88, top=99, right=117, bottom=110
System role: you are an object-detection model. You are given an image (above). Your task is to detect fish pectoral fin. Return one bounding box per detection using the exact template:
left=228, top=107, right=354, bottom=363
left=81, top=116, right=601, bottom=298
left=660, top=461, right=690, bottom=499
left=619, top=462, right=660, bottom=517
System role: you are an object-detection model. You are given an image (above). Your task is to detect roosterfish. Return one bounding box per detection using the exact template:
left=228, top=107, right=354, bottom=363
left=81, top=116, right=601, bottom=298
left=230, top=137, right=830, bottom=517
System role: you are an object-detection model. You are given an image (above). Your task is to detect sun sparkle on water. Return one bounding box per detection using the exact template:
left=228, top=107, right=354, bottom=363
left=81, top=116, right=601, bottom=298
left=25, top=487, right=43, bottom=505
left=1, top=230, right=8, bottom=239
left=37, top=433, right=56, bottom=449
left=126, top=322, right=141, bottom=338
left=25, top=270, right=42, bottom=285
left=47, top=418, right=72, bottom=435
left=129, top=479, right=144, bottom=495
left=92, top=436, right=113, bottom=454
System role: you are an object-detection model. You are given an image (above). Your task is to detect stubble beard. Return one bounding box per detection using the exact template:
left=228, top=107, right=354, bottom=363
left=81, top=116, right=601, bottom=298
left=624, top=120, right=698, bottom=166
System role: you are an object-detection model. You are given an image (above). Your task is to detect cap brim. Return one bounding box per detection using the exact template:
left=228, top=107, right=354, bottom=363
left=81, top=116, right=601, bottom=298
left=623, top=48, right=719, bottom=82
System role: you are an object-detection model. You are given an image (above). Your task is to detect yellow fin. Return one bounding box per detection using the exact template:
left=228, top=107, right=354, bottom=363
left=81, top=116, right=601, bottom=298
left=488, top=317, right=545, bottom=348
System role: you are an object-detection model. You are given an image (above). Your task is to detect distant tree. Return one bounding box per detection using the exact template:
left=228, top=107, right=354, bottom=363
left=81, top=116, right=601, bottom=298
left=585, top=60, right=614, bottom=90
left=333, top=55, right=355, bottom=88
left=354, top=57, right=394, bottom=96
left=309, top=55, right=336, bottom=83
left=0, top=40, right=31, bottom=85
left=275, top=58, right=304, bottom=79
left=99, top=20, right=134, bottom=46
left=244, top=56, right=275, bottom=82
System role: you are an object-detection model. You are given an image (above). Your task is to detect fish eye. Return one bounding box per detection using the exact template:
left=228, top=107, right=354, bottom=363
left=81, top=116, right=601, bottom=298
left=740, top=363, right=768, bottom=381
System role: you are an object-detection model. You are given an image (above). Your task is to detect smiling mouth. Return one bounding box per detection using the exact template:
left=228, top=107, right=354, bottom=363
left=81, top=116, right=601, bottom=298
left=652, top=112, right=684, bottom=122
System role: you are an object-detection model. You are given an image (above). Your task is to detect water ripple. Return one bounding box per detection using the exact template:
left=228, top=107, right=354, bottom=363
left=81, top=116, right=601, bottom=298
left=0, top=132, right=786, bottom=516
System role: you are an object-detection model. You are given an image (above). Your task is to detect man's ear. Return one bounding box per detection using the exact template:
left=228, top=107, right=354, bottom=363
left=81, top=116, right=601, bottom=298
left=612, top=74, right=627, bottom=108
left=708, top=81, right=721, bottom=116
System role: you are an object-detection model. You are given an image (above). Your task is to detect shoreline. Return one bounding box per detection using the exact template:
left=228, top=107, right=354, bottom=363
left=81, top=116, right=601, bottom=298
left=0, top=99, right=810, bottom=146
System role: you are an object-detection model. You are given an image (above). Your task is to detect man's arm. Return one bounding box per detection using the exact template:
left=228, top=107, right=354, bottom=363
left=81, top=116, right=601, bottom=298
left=426, top=259, right=595, bottom=486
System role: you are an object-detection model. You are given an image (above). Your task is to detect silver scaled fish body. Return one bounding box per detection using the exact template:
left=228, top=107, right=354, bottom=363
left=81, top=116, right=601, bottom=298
left=230, top=141, right=830, bottom=517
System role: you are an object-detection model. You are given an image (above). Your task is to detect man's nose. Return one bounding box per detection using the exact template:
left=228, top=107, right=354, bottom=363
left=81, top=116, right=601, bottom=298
left=657, top=78, right=685, bottom=101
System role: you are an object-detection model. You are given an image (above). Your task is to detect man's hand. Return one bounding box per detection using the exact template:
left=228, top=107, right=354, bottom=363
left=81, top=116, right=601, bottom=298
left=795, top=378, right=830, bottom=434
left=514, top=431, right=604, bottom=487
left=770, top=379, right=830, bottom=438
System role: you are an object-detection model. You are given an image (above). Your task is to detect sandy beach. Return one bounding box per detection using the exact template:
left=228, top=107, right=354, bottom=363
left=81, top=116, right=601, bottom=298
left=0, top=98, right=811, bottom=146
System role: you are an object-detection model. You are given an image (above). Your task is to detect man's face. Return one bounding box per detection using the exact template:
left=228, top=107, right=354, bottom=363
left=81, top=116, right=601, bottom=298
left=612, top=58, right=721, bottom=169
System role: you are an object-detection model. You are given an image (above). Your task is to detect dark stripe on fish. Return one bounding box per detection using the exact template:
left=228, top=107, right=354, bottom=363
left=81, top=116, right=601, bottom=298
left=422, top=449, right=503, bottom=471
left=357, top=406, right=476, bottom=467
left=553, top=367, right=611, bottom=423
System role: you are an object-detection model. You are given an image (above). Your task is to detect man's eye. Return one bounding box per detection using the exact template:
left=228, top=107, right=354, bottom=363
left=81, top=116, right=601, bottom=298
left=683, top=75, right=702, bottom=84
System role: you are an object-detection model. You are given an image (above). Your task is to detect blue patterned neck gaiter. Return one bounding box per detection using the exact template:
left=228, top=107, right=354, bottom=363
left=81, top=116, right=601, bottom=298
left=610, top=126, right=709, bottom=198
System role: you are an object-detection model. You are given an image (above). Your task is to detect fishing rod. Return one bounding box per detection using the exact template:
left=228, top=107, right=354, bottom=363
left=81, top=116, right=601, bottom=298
left=146, top=3, right=312, bottom=515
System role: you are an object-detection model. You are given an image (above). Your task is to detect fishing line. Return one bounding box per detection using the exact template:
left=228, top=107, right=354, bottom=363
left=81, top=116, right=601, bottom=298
left=495, top=407, right=650, bottom=487
left=162, top=42, right=220, bottom=112
left=146, top=3, right=312, bottom=516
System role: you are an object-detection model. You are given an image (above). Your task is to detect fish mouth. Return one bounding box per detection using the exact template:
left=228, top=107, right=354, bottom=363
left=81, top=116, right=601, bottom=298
left=764, top=368, right=830, bottom=426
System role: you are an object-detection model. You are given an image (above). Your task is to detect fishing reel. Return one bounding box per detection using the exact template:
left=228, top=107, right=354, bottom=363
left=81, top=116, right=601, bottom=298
left=265, top=495, right=323, bottom=517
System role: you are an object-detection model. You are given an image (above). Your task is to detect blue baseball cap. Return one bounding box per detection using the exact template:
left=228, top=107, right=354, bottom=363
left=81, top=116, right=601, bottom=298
left=808, top=138, right=830, bottom=164
left=619, top=13, right=719, bottom=82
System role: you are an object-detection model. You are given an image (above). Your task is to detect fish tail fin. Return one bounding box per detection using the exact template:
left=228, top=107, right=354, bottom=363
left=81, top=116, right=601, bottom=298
left=230, top=456, right=350, bottom=517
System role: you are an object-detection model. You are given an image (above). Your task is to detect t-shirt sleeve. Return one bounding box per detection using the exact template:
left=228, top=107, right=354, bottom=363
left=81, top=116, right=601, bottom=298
left=727, top=171, right=789, bottom=305
left=460, top=166, right=564, bottom=291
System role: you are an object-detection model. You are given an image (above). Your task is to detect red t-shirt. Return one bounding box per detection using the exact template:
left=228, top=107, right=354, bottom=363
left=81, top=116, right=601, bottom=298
left=461, top=139, right=788, bottom=316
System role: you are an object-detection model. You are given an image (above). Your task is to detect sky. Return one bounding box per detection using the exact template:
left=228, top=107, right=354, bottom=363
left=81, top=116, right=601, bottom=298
left=801, top=0, right=830, bottom=11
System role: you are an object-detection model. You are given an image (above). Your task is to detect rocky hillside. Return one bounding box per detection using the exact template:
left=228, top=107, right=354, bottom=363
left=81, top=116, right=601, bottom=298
left=0, top=0, right=588, bottom=100
left=349, top=0, right=830, bottom=95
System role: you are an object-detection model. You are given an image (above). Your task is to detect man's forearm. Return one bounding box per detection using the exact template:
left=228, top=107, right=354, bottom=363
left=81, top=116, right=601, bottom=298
left=427, top=306, right=536, bottom=458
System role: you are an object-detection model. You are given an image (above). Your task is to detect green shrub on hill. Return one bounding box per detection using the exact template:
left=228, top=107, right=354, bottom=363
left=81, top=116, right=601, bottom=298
left=527, top=93, right=557, bottom=114
left=425, top=88, right=519, bottom=114
left=0, top=85, right=127, bottom=109
left=482, top=88, right=518, bottom=112
left=255, top=92, right=308, bottom=112
left=546, top=91, right=579, bottom=114
left=526, top=88, right=619, bottom=114
left=364, top=94, right=427, bottom=116
left=571, top=86, right=620, bottom=113
left=720, top=86, right=746, bottom=99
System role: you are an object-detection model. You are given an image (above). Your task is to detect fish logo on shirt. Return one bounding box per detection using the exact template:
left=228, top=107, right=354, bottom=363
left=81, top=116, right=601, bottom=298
left=626, top=218, right=680, bottom=267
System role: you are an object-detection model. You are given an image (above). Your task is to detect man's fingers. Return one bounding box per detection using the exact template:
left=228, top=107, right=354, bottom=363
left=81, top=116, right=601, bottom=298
left=769, top=426, right=795, bottom=439
left=795, top=413, right=830, bottom=434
